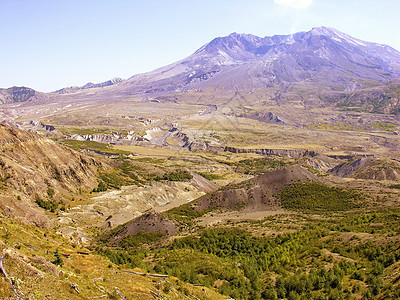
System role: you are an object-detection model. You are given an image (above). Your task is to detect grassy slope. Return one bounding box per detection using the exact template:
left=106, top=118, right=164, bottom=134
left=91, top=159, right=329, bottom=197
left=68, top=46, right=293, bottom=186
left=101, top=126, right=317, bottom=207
left=0, top=213, right=223, bottom=299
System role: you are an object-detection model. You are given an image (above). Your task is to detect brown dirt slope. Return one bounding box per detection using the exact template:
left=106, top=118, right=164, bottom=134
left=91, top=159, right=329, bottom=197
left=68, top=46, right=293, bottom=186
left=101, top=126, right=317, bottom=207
left=192, top=165, right=319, bottom=213
left=108, top=211, right=178, bottom=244
left=188, top=170, right=219, bottom=193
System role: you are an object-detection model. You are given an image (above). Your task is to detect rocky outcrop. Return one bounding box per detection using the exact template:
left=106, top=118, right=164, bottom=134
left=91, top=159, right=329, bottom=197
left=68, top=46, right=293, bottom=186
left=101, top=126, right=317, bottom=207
left=329, top=157, right=373, bottom=178
left=187, top=143, right=318, bottom=158
left=70, top=132, right=137, bottom=145
left=188, top=142, right=224, bottom=152
left=143, top=127, right=163, bottom=141
left=187, top=70, right=219, bottom=84
left=28, top=121, right=55, bottom=132
left=189, top=171, right=218, bottom=193
left=239, top=112, right=284, bottom=124
left=72, top=134, right=115, bottom=144
left=169, top=131, right=190, bottom=147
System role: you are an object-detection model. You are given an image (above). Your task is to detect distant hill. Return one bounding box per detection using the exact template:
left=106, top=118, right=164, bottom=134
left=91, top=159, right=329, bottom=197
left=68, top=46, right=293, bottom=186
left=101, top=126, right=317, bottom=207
left=0, top=86, right=45, bottom=104
left=53, top=77, right=124, bottom=94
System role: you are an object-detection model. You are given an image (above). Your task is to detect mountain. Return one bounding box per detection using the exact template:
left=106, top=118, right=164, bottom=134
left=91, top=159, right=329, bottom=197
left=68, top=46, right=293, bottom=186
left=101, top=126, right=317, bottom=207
left=40, top=27, right=400, bottom=114
left=120, top=27, right=400, bottom=97
left=107, top=211, right=178, bottom=246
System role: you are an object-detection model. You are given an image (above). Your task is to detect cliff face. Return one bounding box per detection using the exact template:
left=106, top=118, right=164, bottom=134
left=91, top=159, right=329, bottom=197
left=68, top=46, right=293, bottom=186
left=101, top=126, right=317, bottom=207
left=0, top=124, right=104, bottom=226
left=187, top=143, right=318, bottom=158
left=223, top=147, right=318, bottom=158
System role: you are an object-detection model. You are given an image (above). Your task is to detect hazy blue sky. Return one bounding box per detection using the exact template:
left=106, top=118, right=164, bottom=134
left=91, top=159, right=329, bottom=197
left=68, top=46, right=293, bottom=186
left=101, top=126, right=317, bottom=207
left=1, top=0, right=400, bottom=92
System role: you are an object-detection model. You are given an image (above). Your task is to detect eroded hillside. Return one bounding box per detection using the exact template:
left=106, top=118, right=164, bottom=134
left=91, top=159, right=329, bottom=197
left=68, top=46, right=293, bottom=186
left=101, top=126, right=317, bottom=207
left=0, top=124, right=105, bottom=226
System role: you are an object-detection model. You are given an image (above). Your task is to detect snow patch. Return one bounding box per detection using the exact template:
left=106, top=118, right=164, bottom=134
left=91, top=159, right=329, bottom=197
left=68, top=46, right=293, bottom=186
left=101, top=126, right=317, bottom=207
left=331, top=29, right=367, bottom=47
left=285, top=38, right=295, bottom=45
left=217, top=50, right=237, bottom=65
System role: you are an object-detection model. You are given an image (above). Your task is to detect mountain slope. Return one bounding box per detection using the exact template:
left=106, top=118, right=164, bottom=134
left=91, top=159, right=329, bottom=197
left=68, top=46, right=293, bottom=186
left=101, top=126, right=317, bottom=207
left=161, top=165, right=320, bottom=228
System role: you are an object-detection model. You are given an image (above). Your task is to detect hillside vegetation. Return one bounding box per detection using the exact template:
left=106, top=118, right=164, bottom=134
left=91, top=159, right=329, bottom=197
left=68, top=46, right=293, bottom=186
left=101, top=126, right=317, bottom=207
left=277, top=182, right=363, bottom=212
left=1, top=122, right=400, bottom=299
left=97, top=164, right=400, bottom=299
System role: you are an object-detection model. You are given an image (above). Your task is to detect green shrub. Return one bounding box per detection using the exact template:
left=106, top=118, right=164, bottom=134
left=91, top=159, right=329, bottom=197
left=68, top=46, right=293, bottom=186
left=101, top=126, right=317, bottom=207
left=232, top=157, right=288, bottom=174
left=52, top=249, right=64, bottom=266
left=99, top=248, right=147, bottom=269
left=93, top=181, right=108, bottom=192
left=46, top=187, right=55, bottom=198
left=156, top=170, right=193, bottom=182
left=119, top=231, right=164, bottom=249
left=35, top=197, right=58, bottom=212
left=164, top=203, right=206, bottom=225
left=196, top=172, right=223, bottom=181
left=277, top=182, right=362, bottom=212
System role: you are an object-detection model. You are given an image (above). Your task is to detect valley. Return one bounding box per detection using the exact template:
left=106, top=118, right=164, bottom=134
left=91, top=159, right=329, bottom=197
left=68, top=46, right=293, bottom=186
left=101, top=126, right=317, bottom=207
left=1, top=27, right=400, bottom=299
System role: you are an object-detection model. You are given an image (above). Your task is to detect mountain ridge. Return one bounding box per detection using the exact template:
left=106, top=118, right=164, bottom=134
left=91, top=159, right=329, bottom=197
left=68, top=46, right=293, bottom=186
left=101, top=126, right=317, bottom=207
left=53, top=77, right=124, bottom=94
